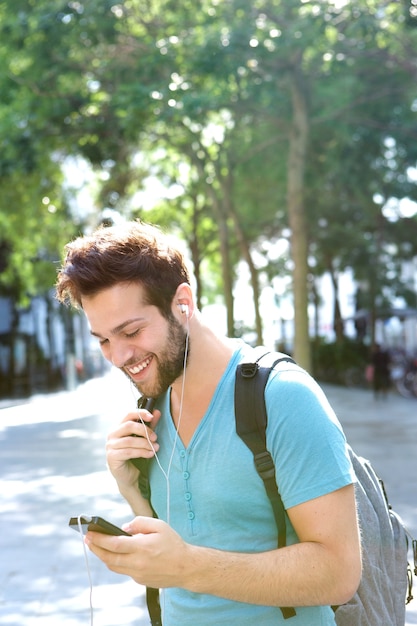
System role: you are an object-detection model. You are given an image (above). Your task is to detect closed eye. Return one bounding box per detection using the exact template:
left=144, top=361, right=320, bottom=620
left=125, top=328, right=141, bottom=339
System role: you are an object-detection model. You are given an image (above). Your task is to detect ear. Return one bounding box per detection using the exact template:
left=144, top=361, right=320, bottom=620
left=173, top=283, right=193, bottom=320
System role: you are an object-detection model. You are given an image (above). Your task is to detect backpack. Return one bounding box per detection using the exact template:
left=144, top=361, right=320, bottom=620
left=235, top=349, right=417, bottom=625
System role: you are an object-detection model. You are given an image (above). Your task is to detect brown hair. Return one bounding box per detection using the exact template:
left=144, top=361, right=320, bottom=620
left=55, top=220, right=190, bottom=318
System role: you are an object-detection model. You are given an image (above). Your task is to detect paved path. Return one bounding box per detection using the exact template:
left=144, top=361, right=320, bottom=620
left=0, top=370, right=149, bottom=626
left=0, top=370, right=416, bottom=625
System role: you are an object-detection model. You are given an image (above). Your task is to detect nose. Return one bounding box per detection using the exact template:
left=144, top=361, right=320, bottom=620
left=105, top=341, right=134, bottom=370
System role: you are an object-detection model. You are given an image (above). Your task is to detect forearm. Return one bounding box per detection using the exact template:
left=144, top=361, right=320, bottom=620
left=181, top=539, right=360, bottom=608
left=180, top=487, right=361, bottom=608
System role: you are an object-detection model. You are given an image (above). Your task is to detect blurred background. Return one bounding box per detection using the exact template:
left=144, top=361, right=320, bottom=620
left=0, top=0, right=417, bottom=395
left=1, top=3, right=417, bottom=624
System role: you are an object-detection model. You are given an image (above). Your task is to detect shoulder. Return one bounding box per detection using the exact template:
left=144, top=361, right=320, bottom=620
left=267, top=359, right=338, bottom=420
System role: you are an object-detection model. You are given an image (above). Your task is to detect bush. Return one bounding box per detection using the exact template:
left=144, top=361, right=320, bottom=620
left=311, top=338, right=369, bottom=386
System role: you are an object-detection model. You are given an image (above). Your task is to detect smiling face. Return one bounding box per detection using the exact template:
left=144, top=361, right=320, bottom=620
left=82, top=282, right=188, bottom=398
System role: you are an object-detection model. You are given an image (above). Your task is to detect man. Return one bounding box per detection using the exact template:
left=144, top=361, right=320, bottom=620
left=370, top=343, right=391, bottom=399
left=56, top=220, right=361, bottom=626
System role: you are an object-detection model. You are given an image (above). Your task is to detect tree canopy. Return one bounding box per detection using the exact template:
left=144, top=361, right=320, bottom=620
left=1, top=0, right=416, bottom=366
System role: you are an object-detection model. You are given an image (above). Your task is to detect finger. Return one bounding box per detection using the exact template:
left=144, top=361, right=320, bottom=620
left=148, top=410, right=162, bottom=429
left=135, top=408, right=162, bottom=432
left=106, top=435, right=159, bottom=460
left=122, top=515, right=163, bottom=536
left=86, top=535, right=148, bottom=581
left=108, top=418, right=158, bottom=443
left=86, top=531, right=132, bottom=553
left=119, top=409, right=148, bottom=425
left=129, top=407, right=161, bottom=435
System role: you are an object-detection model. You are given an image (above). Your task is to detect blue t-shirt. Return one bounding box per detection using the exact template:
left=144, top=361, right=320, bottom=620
left=148, top=342, right=354, bottom=625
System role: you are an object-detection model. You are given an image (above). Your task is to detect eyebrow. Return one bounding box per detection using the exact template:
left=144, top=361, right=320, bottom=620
left=90, top=317, right=145, bottom=338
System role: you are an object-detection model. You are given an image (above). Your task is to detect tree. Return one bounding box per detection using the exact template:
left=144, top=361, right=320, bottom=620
left=1, top=0, right=416, bottom=365
left=303, top=0, right=417, bottom=344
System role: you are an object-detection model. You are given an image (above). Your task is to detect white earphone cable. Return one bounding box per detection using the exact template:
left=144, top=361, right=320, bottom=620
left=164, top=314, right=189, bottom=523
left=138, top=314, right=190, bottom=524
left=137, top=315, right=190, bottom=623
left=77, top=515, right=94, bottom=626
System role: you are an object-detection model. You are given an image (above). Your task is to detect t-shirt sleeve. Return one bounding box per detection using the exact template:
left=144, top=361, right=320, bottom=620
left=265, top=366, right=355, bottom=510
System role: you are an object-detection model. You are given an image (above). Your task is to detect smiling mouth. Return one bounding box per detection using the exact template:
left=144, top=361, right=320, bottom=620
left=126, top=356, right=152, bottom=376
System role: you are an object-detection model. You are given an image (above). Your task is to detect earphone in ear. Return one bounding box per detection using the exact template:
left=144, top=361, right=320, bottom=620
left=179, top=303, right=189, bottom=317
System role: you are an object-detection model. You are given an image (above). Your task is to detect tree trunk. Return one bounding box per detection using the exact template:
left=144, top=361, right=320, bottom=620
left=224, top=169, right=264, bottom=345
left=186, top=146, right=235, bottom=336
left=287, top=68, right=311, bottom=371
left=218, top=216, right=235, bottom=337
left=189, top=195, right=203, bottom=311
left=202, top=189, right=234, bottom=336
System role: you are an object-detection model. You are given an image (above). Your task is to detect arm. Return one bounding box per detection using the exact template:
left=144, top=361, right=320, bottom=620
left=185, top=483, right=361, bottom=607
left=105, top=407, right=161, bottom=518
left=86, top=483, right=361, bottom=608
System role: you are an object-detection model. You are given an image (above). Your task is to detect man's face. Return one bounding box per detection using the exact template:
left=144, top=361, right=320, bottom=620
left=82, top=282, right=187, bottom=398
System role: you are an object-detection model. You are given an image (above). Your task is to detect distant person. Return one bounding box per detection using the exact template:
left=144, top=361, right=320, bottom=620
left=56, top=220, right=361, bottom=626
left=371, top=343, right=391, bottom=399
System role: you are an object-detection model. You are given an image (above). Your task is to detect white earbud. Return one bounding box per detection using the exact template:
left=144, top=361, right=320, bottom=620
left=180, top=303, right=189, bottom=317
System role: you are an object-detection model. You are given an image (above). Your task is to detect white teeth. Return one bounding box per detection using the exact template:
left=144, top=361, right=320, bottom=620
left=127, top=357, right=151, bottom=375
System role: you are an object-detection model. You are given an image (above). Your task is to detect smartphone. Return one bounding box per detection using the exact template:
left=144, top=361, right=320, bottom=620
left=68, top=515, right=131, bottom=536
left=137, top=396, right=156, bottom=412
left=131, top=397, right=156, bottom=471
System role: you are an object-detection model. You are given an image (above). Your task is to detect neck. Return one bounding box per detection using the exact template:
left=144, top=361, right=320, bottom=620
left=169, top=321, right=235, bottom=429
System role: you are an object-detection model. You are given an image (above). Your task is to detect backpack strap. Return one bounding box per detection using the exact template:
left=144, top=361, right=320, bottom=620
left=131, top=398, right=161, bottom=626
left=235, top=350, right=296, bottom=620
left=145, top=587, right=162, bottom=626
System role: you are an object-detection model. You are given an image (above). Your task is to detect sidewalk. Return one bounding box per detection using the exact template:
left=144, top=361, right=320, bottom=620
left=0, top=370, right=149, bottom=626
left=0, top=371, right=416, bottom=625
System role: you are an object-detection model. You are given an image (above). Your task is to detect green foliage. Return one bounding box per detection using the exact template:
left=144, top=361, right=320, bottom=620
left=0, top=163, right=76, bottom=301
left=0, top=0, right=416, bottom=328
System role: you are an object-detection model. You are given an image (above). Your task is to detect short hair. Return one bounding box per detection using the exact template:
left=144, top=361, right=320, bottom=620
left=55, top=220, right=190, bottom=318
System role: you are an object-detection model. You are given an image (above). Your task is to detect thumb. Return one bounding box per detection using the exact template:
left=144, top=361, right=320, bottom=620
left=150, top=409, right=162, bottom=429
left=122, top=515, right=161, bottom=535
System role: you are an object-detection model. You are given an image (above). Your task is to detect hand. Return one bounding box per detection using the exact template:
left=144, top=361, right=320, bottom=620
left=106, top=408, right=161, bottom=490
left=86, top=516, right=189, bottom=589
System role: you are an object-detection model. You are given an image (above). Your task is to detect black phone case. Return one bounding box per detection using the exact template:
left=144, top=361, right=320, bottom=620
left=68, top=515, right=131, bottom=536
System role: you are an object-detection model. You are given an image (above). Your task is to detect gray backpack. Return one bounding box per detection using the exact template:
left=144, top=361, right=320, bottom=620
left=334, top=448, right=414, bottom=625
left=235, top=350, right=416, bottom=625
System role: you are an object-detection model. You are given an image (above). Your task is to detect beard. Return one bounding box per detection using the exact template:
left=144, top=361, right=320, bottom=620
left=130, top=315, right=188, bottom=399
